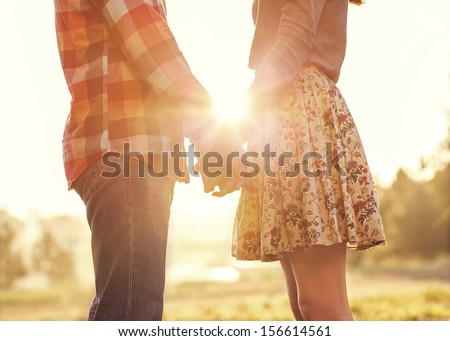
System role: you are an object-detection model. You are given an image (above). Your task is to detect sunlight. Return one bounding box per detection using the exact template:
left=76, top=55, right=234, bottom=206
left=208, top=267, right=240, bottom=283
left=167, top=264, right=240, bottom=283
left=212, top=91, right=248, bottom=124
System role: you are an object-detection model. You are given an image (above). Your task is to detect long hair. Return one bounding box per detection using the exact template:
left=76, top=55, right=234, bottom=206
left=350, top=0, right=364, bottom=5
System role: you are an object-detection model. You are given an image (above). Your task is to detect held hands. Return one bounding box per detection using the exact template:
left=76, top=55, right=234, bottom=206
left=195, top=122, right=246, bottom=197
left=194, top=62, right=287, bottom=197
left=179, top=81, right=245, bottom=197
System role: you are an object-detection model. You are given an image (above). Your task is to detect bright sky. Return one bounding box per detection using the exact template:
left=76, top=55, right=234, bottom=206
left=0, top=0, right=449, bottom=217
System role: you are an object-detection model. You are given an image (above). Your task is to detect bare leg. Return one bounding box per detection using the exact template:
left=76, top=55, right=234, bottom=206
left=284, top=243, right=353, bottom=321
left=280, top=255, right=304, bottom=321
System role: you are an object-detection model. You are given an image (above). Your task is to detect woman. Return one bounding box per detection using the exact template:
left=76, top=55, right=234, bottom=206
left=232, top=0, right=386, bottom=321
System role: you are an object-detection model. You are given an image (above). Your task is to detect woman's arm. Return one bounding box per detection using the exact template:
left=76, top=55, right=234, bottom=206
left=249, top=0, right=284, bottom=69
left=248, top=0, right=327, bottom=104
left=264, top=0, right=327, bottom=84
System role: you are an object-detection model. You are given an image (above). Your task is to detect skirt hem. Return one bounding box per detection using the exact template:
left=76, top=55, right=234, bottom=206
left=232, top=239, right=387, bottom=263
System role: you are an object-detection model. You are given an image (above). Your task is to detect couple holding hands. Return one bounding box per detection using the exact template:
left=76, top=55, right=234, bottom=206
left=54, top=0, right=385, bottom=321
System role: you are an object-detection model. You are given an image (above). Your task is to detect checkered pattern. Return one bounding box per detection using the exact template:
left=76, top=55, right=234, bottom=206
left=54, top=0, right=211, bottom=189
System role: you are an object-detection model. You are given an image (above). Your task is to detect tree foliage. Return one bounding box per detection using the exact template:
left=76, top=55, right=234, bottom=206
left=0, top=213, right=27, bottom=289
left=32, top=230, right=75, bottom=284
left=379, top=165, right=449, bottom=258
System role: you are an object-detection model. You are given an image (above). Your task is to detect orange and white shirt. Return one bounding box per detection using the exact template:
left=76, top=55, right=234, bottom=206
left=54, top=0, right=213, bottom=189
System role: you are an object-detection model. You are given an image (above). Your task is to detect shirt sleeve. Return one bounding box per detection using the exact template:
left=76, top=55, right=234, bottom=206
left=93, top=1, right=209, bottom=102
left=92, top=0, right=215, bottom=141
left=262, top=0, right=327, bottom=83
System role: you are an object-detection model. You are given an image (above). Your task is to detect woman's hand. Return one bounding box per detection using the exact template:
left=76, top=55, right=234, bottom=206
left=247, top=62, right=288, bottom=114
left=195, top=122, right=246, bottom=196
left=244, top=62, right=289, bottom=147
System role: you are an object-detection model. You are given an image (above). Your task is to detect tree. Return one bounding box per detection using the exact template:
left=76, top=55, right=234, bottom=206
left=32, top=230, right=75, bottom=284
left=377, top=110, right=450, bottom=259
left=0, top=212, right=27, bottom=289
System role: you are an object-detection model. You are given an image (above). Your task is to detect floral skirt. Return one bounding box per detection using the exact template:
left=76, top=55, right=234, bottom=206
left=232, top=67, right=386, bottom=262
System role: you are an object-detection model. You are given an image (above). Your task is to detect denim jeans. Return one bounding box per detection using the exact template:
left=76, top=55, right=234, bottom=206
left=73, top=156, right=175, bottom=320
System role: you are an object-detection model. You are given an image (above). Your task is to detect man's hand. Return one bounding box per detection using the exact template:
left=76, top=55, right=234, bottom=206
left=194, top=148, right=244, bottom=197
left=194, top=123, right=246, bottom=197
left=211, top=145, right=245, bottom=197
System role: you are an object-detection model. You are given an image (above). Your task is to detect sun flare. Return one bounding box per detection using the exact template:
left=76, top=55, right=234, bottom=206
left=212, top=90, right=248, bottom=124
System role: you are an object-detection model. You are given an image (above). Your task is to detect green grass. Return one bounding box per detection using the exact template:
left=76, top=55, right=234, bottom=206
left=0, top=286, right=93, bottom=321
left=351, top=288, right=450, bottom=321
left=1, top=265, right=449, bottom=321
left=0, top=290, right=60, bottom=306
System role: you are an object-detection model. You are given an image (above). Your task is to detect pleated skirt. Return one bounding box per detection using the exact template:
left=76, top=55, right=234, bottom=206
left=232, top=67, right=386, bottom=262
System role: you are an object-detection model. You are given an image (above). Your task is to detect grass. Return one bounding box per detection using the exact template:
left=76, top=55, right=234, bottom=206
left=351, top=288, right=450, bottom=321
left=1, top=260, right=449, bottom=321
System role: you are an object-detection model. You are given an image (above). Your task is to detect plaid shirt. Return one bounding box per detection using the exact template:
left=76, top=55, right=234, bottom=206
left=54, top=0, right=213, bottom=189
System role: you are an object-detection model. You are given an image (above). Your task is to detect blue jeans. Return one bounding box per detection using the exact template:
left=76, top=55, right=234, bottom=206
left=73, top=156, right=175, bottom=320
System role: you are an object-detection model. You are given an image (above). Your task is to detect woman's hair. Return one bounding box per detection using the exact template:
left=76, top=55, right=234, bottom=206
left=350, top=0, right=364, bottom=5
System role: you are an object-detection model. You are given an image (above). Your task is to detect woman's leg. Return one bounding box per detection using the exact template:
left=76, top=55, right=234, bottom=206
left=280, top=255, right=304, bottom=321
left=285, top=243, right=353, bottom=321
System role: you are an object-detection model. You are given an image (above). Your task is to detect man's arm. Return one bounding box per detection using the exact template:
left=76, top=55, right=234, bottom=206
left=92, top=0, right=214, bottom=140
left=93, top=0, right=243, bottom=193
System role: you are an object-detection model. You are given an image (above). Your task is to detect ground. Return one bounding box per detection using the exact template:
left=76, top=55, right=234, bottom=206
left=1, top=257, right=449, bottom=321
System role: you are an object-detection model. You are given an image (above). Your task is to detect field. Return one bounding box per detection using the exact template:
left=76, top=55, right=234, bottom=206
left=1, top=257, right=449, bottom=321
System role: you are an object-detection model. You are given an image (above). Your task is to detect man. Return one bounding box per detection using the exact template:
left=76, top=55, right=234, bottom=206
left=54, top=0, right=239, bottom=320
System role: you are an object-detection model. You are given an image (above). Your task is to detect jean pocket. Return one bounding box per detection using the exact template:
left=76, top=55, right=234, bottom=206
left=73, top=160, right=100, bottom=204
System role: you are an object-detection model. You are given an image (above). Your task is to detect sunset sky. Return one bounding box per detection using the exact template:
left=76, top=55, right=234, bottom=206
left=0, top=0, right=449, bottom=217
